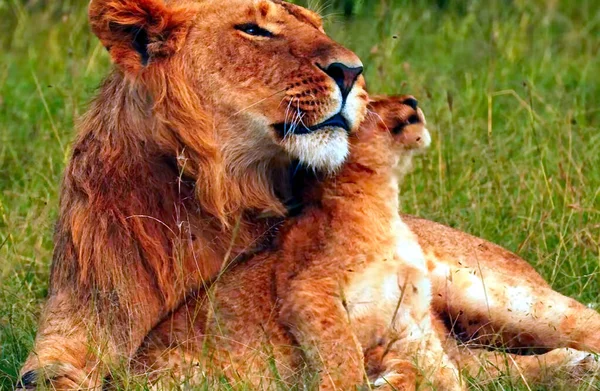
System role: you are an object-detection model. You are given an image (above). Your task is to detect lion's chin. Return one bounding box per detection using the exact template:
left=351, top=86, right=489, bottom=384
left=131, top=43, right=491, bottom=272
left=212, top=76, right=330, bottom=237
left=279, top=127, right=349, bottom=172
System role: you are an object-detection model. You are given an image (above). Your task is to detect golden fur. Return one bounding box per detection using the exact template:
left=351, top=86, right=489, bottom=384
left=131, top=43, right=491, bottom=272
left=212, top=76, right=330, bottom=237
left=130, top=97, right=600, bottom=390
left=409, top=215, right=600, bottom=384
left=127, top=96, right=464, bottom=390
left=18, top=0, right=600, bottom=388
left=18, top=0, right=368, bottom=389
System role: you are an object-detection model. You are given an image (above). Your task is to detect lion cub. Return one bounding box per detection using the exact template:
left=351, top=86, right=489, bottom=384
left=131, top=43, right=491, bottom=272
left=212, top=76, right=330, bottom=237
left=132, top=96, right=459, bottom=390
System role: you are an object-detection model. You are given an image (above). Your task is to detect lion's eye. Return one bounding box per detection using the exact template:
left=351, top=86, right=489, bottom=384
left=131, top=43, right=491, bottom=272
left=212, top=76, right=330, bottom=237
left=235, top=23, right=274, bottom=38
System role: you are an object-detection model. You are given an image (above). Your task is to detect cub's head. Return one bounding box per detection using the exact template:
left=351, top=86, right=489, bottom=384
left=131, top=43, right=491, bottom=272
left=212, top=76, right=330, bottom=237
left=88, top=0, right=368, bottom=172
left=356, top=95, right=430, bottom=174
left=368, top=95, right=430, bottom=152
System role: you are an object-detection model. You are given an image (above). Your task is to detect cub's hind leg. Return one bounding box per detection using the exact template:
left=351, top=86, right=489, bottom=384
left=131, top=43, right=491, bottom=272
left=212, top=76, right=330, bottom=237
left=449, top=346, right=600, bottom=385
left=405, top=214, right=600, bottom=353
left=430, top=261, right=600, bottom=353
left=368, top=354, right=416, bottom=391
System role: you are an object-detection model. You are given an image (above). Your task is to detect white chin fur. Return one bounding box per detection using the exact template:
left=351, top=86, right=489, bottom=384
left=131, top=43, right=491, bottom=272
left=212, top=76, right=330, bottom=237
left=342, top=84, right=367, bottom=132
left=279, top=128, right=349, bottom=172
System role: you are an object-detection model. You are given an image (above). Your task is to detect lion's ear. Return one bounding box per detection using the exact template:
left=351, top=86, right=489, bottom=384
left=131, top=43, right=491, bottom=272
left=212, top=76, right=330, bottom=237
left=89, top=0, right=193, bottom=74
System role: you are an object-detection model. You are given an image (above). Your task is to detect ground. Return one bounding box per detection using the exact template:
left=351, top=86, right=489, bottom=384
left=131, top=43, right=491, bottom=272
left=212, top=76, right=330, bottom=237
left=0, top=0, right=599, bottom=390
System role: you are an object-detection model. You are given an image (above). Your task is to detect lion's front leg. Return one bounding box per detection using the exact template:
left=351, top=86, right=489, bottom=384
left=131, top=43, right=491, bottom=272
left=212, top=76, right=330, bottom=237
left=18, top=292, right=106, bottom=390
left=18, top=285, right=164, bottom=390
left=279, top=278, right=365, bottom=391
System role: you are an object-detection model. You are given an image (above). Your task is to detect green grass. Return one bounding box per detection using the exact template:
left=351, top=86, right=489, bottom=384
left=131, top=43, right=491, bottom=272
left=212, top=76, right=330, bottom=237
left=1, top=0, right=599, bottom=389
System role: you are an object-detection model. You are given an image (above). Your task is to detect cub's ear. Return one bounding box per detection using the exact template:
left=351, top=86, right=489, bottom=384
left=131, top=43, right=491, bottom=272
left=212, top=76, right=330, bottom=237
left=88, top=0, right=193, bottom=74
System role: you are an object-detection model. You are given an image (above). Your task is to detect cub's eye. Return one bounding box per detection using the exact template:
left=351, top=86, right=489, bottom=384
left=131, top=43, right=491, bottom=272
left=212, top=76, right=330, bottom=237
left=391, top=124, right=405, bottom=135
left=407, top=114, right=420, bottom=124
left=235, top=23, right=274, bottom=38
left=392, top=115, right=421, bottom=134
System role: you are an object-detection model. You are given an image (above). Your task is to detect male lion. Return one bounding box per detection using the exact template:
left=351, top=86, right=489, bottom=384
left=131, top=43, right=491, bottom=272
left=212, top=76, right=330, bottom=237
left=19, top=0, right=600, bottom=389
left=18, top=0, right=368, bottom=388
left=127, top=96, right=464, bottom=391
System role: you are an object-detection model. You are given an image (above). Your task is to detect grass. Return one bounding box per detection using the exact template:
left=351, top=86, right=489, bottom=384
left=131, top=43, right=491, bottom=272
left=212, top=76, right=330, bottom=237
left=0, top=0, right=599, bottom=389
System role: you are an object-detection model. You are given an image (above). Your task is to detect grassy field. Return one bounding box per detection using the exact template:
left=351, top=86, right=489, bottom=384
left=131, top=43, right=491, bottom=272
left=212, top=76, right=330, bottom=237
left=1, top=0, right=599, bottom=389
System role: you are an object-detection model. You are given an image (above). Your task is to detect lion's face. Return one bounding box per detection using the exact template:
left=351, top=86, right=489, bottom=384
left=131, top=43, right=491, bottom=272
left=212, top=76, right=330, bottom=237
left=89, top=0, right=368, bottom=173
left=181, top=0, right=368, bottom=171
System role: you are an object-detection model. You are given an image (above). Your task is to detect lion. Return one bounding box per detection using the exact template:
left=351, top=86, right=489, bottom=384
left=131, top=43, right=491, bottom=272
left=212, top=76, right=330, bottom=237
left=19, top=0, right=600, bottom=389
left=126, top=95, right=464, bottom=391
left=18, top=0, right=369, bottom=389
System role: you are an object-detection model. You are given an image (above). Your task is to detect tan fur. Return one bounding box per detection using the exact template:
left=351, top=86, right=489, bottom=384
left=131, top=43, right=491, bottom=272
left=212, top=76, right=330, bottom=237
left=18, top=0, right=368, bottom=389
left=131, top=98, right=600, bottom=390
left=128, top=96, right=465, bottom=390
left=405, top=215, right=600, bottom=354
left=407, top=216, right=600, bottom=383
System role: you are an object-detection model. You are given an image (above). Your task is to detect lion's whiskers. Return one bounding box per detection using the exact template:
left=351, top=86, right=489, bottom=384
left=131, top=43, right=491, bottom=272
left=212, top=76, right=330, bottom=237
left=283, top=97, right=295, bottom=141
left=229, top=87, right=287, bottom=119
left=288, top=103, right=304, bottom=136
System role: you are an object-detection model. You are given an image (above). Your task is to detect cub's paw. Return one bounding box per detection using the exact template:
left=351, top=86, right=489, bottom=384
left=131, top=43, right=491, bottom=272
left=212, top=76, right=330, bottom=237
left=372, top=359, right=416, bottom=391
left=558, top=348, right=600, bottom=378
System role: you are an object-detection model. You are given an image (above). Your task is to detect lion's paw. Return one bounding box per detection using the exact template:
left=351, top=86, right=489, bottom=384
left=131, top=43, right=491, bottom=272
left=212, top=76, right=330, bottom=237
left=16, top=363, right=90, bottom=390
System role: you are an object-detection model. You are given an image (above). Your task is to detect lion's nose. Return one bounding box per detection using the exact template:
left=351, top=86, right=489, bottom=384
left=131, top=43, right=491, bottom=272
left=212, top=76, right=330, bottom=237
left=321, top=62, right=363, bottom=100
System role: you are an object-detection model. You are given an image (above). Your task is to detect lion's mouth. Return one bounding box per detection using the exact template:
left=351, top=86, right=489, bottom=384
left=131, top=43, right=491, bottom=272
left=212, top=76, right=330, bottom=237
left=273, top=113, right=349, bottom=137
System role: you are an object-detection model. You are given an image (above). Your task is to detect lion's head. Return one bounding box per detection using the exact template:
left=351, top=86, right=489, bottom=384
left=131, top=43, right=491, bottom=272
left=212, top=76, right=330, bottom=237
left=88, top=0, right=368, bottom=220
